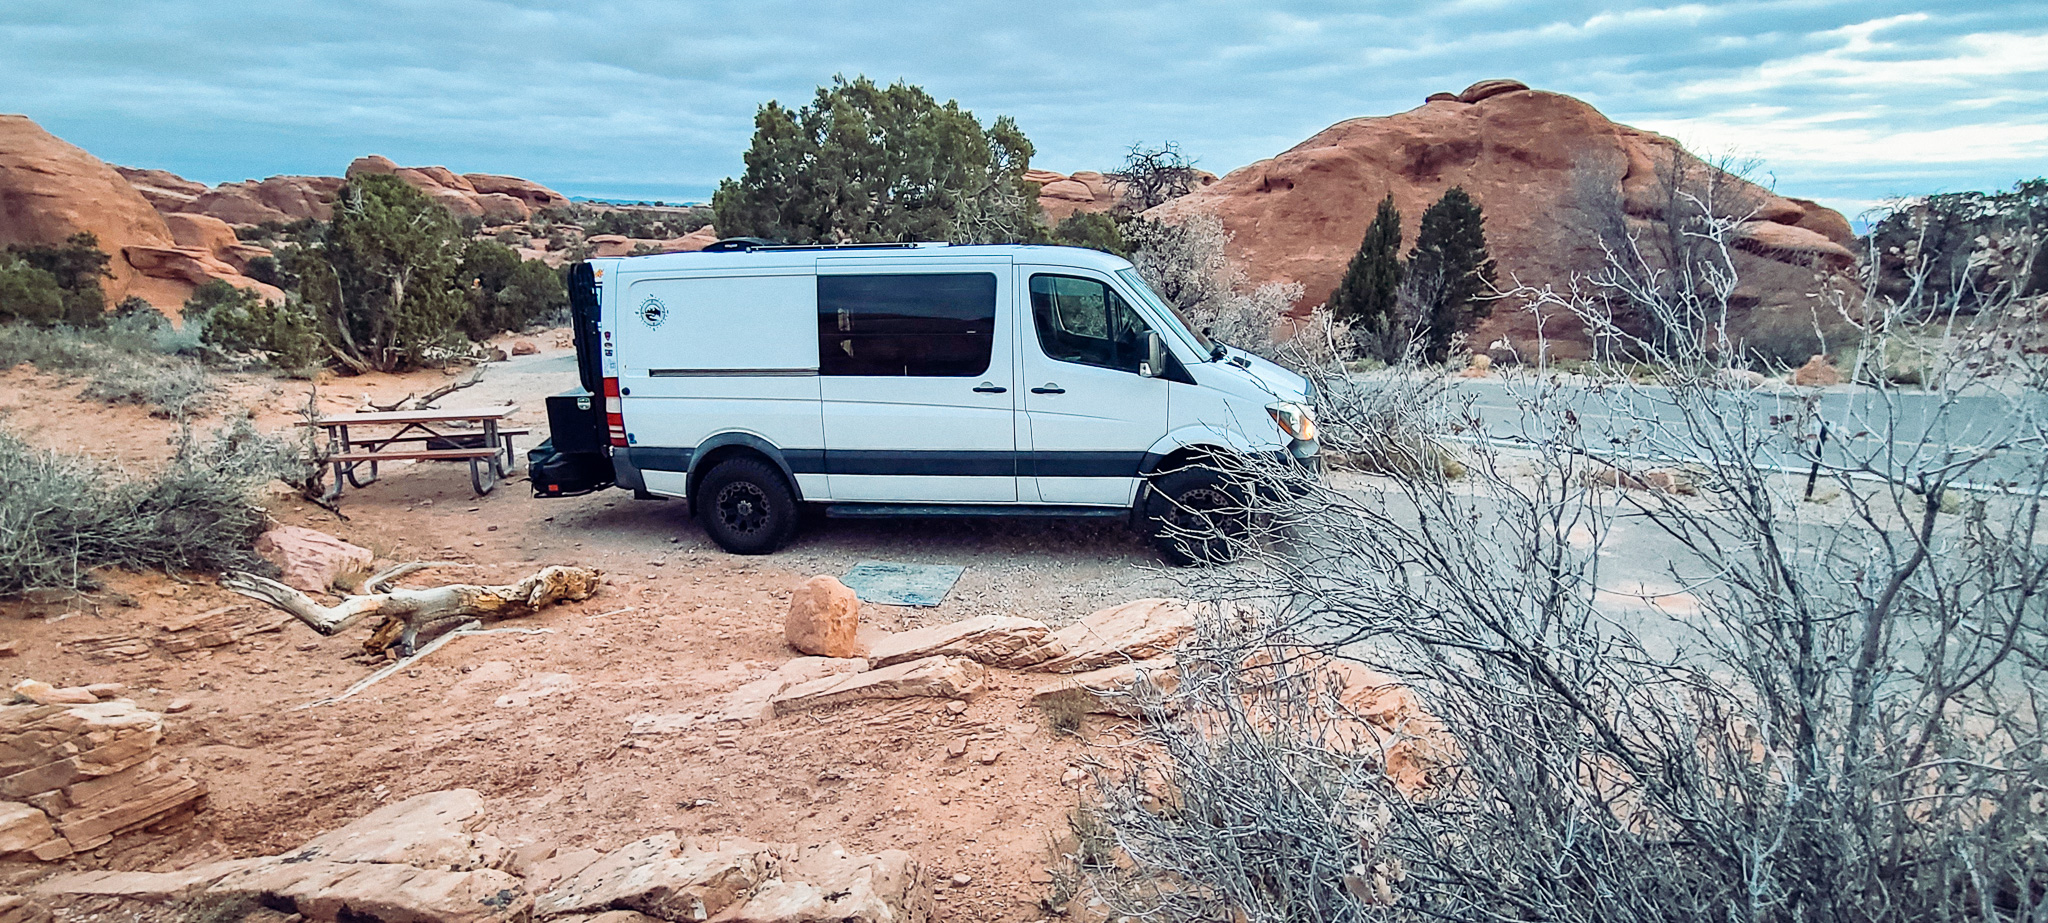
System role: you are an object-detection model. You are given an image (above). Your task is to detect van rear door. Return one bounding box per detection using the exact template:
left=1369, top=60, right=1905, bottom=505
left=815, top=257, right=1018, bottom=502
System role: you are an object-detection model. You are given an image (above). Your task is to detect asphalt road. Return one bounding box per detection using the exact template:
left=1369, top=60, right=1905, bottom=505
left=1447, top=377, right=2048, bottom=491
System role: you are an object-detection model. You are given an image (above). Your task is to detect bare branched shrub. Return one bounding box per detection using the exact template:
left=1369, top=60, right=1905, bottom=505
left=1126, top=213, right=1351, bottom=370
left=1082, top=195, right=2048, bottom=922
left=1110, top=141, right=1203, bottom=214
left=0, top=416, right=303, bottom=595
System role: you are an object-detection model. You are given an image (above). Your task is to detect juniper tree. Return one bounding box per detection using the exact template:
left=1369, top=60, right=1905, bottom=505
left=1408, top=187, right=1496, bottom=364
left=712, top=76, right=1043, bottom=245
left=1328, top=195, right=1404, bottom=360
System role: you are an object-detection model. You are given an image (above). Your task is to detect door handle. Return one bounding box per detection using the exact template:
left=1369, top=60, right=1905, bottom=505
left=1031, top=384, right=1066, bottom=395
left=972, top=383, right=1008, bottom=394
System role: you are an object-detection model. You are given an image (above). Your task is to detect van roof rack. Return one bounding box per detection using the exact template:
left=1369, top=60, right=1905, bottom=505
left=698, top=238, right=948, bottom=253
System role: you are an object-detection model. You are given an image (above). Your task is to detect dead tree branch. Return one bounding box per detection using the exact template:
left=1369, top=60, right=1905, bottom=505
left=221, top=564, right=602, bottom=656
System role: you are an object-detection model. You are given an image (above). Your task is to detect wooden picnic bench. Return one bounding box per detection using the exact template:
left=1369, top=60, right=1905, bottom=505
left=300, top=406, right=522, bottom=498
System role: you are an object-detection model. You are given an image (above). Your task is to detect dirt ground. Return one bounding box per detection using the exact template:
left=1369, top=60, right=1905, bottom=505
left=0, top=333, right=1189, bottom=920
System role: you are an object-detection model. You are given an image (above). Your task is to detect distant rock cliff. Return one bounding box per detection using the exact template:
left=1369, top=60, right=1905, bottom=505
left=1148, top=81, right=1860, bottom=359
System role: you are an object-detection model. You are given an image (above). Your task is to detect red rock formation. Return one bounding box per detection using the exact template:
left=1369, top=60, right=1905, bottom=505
left=0, top=115, right=274, bottom=311
left=114, top=167, right=208, bottom=212
left=1148, top=82, right=1861, bottom=360
left=1032, top=167, right=1219, bottom=225
left=464, top=173, right=571, bottom=210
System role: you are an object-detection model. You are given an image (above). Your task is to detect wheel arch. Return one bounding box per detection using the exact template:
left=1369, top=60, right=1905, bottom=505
left=685, top=432, right=803, bottom=517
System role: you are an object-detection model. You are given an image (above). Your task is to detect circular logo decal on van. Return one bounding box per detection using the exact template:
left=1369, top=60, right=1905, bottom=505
left=638, top=296, right=667, bottom=328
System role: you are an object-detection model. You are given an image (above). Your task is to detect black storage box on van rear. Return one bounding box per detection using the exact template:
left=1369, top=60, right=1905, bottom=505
left=546, top=387, right=607, bottom=454
left=531, top=387, right=615, bottom=497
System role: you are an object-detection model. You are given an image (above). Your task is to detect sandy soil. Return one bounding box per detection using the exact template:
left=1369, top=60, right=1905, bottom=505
left=0, top=332, right=1187, bottom=920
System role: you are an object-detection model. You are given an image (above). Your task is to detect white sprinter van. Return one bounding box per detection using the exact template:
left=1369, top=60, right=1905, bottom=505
left=532, top=240, right=1320, bottom=565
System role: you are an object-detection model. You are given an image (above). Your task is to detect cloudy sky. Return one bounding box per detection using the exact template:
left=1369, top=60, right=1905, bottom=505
left=6, top=1, right=2043, bottom=221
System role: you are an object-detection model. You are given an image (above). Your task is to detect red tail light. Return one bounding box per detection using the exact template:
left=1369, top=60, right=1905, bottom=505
left=602, top=377, right=627, bottom=447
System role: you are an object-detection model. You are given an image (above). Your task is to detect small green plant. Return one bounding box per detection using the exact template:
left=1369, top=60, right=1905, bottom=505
left=1037, top=689, right=1091, bottom=736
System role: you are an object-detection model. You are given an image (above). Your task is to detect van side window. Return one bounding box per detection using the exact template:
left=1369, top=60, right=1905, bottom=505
left=817, top=273, right=998, bottom=376
left=1029, top=274, right=1153, bottom=375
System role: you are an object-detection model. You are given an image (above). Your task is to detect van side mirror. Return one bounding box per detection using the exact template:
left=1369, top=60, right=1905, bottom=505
left=1143, top=332, right=1166, bottom=378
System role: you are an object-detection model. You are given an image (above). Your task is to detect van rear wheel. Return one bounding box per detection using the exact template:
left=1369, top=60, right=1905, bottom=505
left=1144, top=466, right=1248, bottom=566
left=698, top=457, right=798, bottom=555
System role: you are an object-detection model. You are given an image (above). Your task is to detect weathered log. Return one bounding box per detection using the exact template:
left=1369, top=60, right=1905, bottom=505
left=220, top=564, right=602, bottom=655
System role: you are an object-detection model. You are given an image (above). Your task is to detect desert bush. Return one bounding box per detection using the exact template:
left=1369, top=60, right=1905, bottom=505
left=1080, top=200, right=2048, bottom=923
left=550, top=203, right=715, bottom=240
left=81, top=357, right=215, bottom=418
left=1126, top=214, right=1349, bottom=370
left=0, top=416, right=301, bottom=595
left=190, top=280, right=324, bottom=371
left=1109, top=141, right=1202, bottom=213
left=0, top=258, right=66, bottom=325
left=287, top=174, right=468, bottom=372
left=456, top=240, right=567, bottom=338
left=5, top=233, right=113, bottom=327
left=1049, top=212, right=1127, bottom=256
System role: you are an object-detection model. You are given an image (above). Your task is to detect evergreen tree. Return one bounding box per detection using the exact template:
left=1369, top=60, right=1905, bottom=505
left=712, top=76, right=1043, bottom=245
left=307, top=174, right=467, bottom=372
left=1327, top=195, right=1404, bottom=359
left=1408, top=187, right=1496, bottom=364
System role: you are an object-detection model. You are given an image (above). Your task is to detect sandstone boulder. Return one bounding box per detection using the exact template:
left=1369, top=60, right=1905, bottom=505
left=785, top=576, right=863, bottom=658
left=9, top=680, right=97, bottom=706
left=1456, top=78, right=1529, bottom=103
left=771, top=656, right=985, bottom=714
left=0, top=800, right=54, bottom=854
left=463, top=173, right=570, bottom=209
left=673, top=224, right=720, bottom=251
left=114, top=166, right=208, bottom=211
left=1792, top=354, right=1843, bottom=387
left=0, top=114, right=181, bottom=304
left=187, top=174, right=343, bottom=224
left=255, top=525, right=374, bottom=594
left=34, top=858, right=267, bottom=902
left=0, top=896, right=50, bottom=923
left=1036, top=598, right=1196, bottom=673
left=866, top=614, right=1064, bottom=668
left=0, top=698, right=205, bottom=857
left=1147, top=86, right=1860, bottom=360
left=1734, top=220, right=1857, bottom=271
left=474, top=192, right=531, bottom=223
left=511, top=340, right=539, bottom=356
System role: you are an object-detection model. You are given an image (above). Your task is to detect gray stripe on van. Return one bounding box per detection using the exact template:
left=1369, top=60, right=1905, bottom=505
left=648, top=368, right=819, bottom=377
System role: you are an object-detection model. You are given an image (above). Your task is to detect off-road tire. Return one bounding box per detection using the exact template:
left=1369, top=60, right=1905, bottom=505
left=1143, top=466, right=1248, bottom=566
left=698, top=457, right=798, bottom=555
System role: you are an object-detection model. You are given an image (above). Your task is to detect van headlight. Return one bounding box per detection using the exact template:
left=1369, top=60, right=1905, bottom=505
left=1266, top=402, right=1317, bottom=442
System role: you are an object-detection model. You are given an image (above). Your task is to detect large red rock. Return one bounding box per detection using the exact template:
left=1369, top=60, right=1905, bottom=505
left=0, top=115, right=278, bottom=311
left=463, top=173, right=570, bottom=209
left=0, top=115, right=180, bottom=303
left=784, top=576, right=863, bottom=658
left=187, top=174, right=343, bottom=225
left=1147, top=82, right=1861, bottom=360
left=113, top=167, right=208, bottom=212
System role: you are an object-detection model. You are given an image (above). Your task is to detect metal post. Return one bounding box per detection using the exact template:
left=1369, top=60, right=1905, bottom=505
left=1804, top=421, right=1828, bottom=500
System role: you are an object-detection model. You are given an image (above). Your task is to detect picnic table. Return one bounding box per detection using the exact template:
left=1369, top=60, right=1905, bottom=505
left=301, top=406, right=524, bottom=498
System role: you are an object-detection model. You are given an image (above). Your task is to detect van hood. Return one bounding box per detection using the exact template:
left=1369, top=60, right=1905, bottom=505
left=1191, top=347, right=1312, bottom=405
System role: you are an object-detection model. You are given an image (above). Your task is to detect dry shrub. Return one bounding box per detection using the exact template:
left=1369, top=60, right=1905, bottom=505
left=0, top=416, right=302, bottom=595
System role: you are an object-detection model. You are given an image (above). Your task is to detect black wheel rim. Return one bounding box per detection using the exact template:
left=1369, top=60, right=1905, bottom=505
left=1166, top=486, right=1242, bottom=560
left=716, top=482, right=771, bottom=536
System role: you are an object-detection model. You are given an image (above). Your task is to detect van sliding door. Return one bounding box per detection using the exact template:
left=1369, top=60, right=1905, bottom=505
left=816, top=258, right=1018, bottom=503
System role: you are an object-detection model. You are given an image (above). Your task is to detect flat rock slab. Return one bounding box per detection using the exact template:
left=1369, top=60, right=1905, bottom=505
left=840, top=561, right=964, bottom=607
left=1031, top=657, right=1180, bottom=716
left=289, top=788, right=502, bottom=871
left=1037, top=598, right=1196, bottom=673
left=211, top=859, right=530, bottom=923
left=36, top=858, right=268, bottom=902
left=865, top=615, right=1062, bottom=668
left=537, top=833, right=765, bottom=921
left=771, top=656, right=985, bottom=715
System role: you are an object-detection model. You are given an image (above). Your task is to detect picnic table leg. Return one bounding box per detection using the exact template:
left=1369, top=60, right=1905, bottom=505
left=469, top=456, right=498, bottom=495
left=324, top=459, right=346, bottom=502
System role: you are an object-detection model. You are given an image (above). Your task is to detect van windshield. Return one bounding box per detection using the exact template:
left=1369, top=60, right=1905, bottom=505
left=1116, top=268, right=1214, bottom=357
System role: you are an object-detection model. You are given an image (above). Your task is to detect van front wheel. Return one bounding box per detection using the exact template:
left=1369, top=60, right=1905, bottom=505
left=1143, top=466, right=1248, bottom=567
left=698, top=458, right=798, bottom=555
